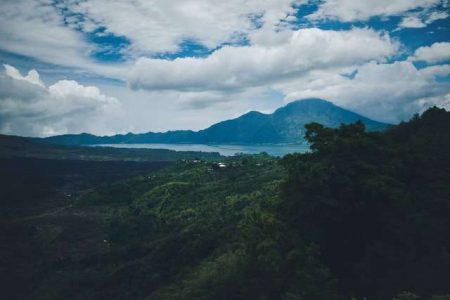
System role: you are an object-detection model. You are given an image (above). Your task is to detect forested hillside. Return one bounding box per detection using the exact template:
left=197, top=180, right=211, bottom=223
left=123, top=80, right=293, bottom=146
left=279, top=107, right=450, bottom=299
left=1, top=107, right=449, bottom=300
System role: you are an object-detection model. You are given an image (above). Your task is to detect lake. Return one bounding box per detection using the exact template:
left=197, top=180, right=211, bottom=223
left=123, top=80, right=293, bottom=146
left=92, top=143, right=309, bottom=157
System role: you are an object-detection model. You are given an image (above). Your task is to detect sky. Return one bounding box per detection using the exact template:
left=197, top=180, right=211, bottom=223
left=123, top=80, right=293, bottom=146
left=0, top=0, right=449, bottom=137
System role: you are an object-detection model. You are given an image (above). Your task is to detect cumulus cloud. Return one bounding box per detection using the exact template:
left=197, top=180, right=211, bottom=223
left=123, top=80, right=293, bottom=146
left=277, top=61, right=450, bottom=123
left=3, top=64, right=45, bottom=87
left=398, top=16, right=427, bottom=28
left=409, top=42, right=450, bottom=63
left=308, top=0, right=444, bottom=22
left=128, top=28, right=398, bottom=92
left=0, top=64, right=121, bottom=137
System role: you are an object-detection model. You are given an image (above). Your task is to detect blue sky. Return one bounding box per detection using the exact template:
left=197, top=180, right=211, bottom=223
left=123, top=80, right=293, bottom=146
left=0, top=0, right=449, bottom=137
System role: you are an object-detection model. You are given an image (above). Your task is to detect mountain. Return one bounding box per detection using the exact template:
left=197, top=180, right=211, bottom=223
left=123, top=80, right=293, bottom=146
left=41, top=98, right=390, bottom=145
left=195, top=98, right=389, bottom=144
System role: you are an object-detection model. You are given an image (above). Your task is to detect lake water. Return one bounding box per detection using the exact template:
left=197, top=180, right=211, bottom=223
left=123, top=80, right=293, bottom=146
left=93, top=143, right=309, bottom=157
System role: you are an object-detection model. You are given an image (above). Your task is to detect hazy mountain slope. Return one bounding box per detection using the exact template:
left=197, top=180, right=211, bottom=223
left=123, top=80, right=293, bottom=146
left=196, top=111, right=282, bottom=143
left=41, top=99, right=390, bottom=145
left=270, top=98, right=389, bottom=141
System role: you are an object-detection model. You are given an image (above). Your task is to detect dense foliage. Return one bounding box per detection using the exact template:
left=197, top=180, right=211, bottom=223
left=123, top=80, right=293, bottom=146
left=1, top=107, right=449, bottom=300
left=280, top=107, right=450, bottom=299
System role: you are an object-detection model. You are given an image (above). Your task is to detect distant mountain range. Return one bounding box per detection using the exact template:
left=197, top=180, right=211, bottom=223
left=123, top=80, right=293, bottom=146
left=40, top=99, right=390, bottom=145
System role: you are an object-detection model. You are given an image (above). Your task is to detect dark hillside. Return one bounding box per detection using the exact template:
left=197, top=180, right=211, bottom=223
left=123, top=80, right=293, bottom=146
left=1, top=107, right=448, bottom=300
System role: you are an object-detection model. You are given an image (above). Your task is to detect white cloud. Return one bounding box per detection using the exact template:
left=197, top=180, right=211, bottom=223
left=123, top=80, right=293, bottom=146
left=419, top=63, right=450, bottom=77
left=309, top=0, right=443, bottom=22
left=0, top=0, right=448, bottom=136
left=128, top=28, right=398, bottom=92
left=3, top=64, right=45, bottom=87
left=398, top=8, right=449, bottom=29
left=425, top=10, right=450, bottom=23
left=64, top=0, right=301, bottom=55
left=124, top=26, right=449, bottom=126
left=416, top=92, right=450, bottom=111
left=398, top=16, right=427, bottom=28
left=0, top=0, right=129, bottom=80
left=0, top=1, right=86, bottom=64
left=0, top=0, right=306, bottom=79
left=409, top=42, right=450, bottom=63
left=277, top=61, right=450, bottom=123
left=0, top=64, right=121, bottom=137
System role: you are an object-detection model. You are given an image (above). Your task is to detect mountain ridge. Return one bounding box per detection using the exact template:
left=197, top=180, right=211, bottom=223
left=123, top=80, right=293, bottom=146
left=40, top=98, right=390, bottom=145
